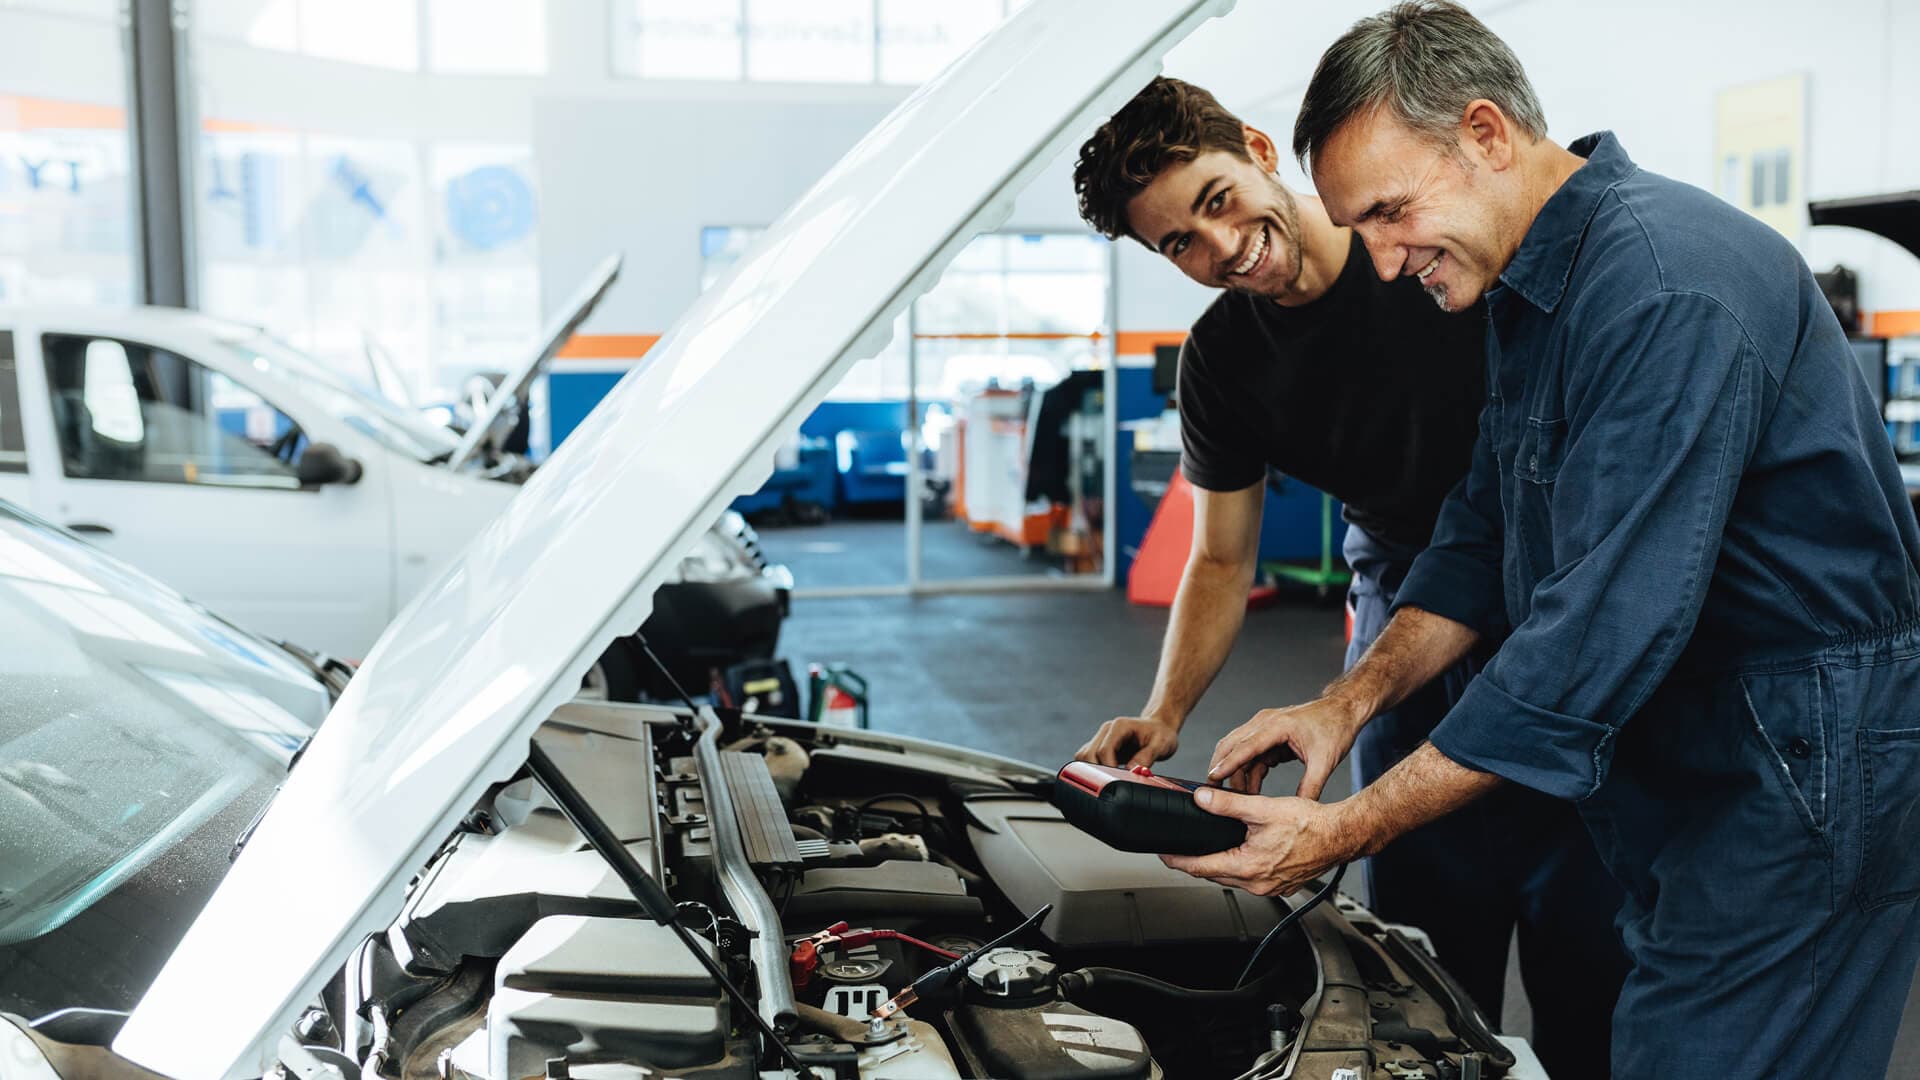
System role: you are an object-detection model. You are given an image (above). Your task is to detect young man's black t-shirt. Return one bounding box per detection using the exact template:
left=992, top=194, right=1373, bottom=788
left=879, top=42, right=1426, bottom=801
left=1178, top=231, right=1487, bottom=548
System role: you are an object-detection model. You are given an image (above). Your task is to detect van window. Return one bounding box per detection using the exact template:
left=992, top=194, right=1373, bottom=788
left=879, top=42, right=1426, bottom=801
left=0, top=332, right=24, bottom=473
left=42, top=334, right=306, bottom=489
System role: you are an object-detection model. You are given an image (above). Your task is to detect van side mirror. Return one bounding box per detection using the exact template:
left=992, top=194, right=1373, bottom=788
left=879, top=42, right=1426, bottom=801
left=297, top=442, right=363, bottom=487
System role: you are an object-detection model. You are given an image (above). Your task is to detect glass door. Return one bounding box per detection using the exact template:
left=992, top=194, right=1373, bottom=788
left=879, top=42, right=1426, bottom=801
left=908, top=232, right=1114, bottom=590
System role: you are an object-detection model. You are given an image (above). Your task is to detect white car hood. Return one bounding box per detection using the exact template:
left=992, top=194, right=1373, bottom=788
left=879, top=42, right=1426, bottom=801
left=113, top=0, right=1231, bottom=1074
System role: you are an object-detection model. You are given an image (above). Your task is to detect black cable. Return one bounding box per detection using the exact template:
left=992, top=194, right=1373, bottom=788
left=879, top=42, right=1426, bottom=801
left=1234, top=863, right=1348, bottom=989
left=856, top=793, right=937, bottom=837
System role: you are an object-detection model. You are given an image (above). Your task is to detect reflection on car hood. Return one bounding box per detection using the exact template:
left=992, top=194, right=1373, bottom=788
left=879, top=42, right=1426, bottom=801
left=112, top=1, right=1232, bottom=1074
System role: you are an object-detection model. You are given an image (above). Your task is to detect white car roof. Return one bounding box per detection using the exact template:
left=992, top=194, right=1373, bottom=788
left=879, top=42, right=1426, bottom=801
left=112, top=1, right=1232, bottom=1075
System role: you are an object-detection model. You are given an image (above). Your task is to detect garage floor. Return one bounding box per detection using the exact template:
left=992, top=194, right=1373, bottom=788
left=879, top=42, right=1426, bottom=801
left=778, top=583, right=1920, bottom=1073
left=751, top=515, right=1084, bottom=589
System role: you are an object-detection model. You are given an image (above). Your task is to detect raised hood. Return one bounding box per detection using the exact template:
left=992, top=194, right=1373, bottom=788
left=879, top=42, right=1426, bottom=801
left=443, top=252, right=624, bottom=470
left=113, top=1, right=1232, bottom=1074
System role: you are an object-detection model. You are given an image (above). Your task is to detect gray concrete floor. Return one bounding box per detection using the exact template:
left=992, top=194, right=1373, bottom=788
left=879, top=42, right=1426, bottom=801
left=777, top=578, right=1920, bottom=1074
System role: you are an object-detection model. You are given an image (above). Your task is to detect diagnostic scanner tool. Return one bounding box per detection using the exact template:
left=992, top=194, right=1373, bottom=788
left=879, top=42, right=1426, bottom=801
left=1051, top=762, right=1246, bottom=856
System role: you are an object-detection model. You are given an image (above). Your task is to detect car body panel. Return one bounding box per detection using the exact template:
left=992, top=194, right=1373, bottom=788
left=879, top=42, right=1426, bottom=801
left=112, top=1, right=1233, bottom=1075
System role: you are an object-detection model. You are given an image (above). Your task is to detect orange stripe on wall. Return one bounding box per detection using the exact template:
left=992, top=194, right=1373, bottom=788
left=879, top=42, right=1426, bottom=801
left=0, top=95, right=126, bottom=132
left=1871, top=311, right=1920, bottom=338
left=557, top=333, right=660, bottom=359
left=558, top=330, right=1193, bottom=361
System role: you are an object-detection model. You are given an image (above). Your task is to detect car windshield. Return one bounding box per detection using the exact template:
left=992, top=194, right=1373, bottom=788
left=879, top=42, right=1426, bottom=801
left=212, top=331, right=464, bottom=464
left=0, top=502, right=328, bottom=1015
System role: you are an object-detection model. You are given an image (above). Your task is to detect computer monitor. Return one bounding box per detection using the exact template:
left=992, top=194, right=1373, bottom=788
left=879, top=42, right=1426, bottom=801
left=1152, top=342, right=1181, bottom=401
left=1852, top=337, right=1887, bottom=413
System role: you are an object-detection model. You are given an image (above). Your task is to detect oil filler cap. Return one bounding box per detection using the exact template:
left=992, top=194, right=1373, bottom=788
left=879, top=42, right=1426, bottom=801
left=965, top=947, right=1057, bottom=998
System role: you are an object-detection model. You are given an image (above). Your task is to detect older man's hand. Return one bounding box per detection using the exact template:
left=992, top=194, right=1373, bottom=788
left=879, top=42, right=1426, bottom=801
left=1208, top=695, right=1367, bottom=799
left=1159, top=785, right=1365, bottom=897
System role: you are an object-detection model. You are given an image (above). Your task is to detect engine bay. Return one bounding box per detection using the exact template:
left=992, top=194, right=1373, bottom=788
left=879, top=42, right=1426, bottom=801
left=264, top=702, right=1519, bottom=1080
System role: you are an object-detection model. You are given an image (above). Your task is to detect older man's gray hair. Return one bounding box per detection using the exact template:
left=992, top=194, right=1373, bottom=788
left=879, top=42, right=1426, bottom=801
left=1291, top=0, right=1547, bottom=168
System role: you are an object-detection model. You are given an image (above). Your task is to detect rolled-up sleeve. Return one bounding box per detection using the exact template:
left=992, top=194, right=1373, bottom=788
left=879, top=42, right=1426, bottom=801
left=1428, top=291, right=1765, bottom=800
left=1393, top=400, right=1508, bottom=640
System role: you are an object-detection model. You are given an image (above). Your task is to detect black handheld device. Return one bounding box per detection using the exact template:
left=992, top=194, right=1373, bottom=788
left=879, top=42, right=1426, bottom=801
left=1051, top=762, right=1245, bottom=855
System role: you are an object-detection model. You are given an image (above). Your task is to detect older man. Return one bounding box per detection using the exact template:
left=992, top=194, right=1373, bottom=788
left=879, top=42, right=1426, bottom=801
left=1175, top=2, right=1920, bottom=1074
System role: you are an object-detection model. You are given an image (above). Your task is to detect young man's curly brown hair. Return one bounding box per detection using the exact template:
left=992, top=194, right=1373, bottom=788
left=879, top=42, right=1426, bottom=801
left=1073, top=77, right=1253, bottom=246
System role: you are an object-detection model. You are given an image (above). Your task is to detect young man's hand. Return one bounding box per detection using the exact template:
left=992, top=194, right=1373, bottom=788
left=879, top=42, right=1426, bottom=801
left=1075, top=715, right=1180, bottom=769
left=1159, top=786, right=1367, bottom=896
left=1208, top=695, right=1368, bottom=799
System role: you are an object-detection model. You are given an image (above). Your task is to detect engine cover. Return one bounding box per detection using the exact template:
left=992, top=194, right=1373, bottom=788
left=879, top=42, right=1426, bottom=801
left=964, top=796, right=1283, bottom=948
left=486, top=915, right=748, bottom=1078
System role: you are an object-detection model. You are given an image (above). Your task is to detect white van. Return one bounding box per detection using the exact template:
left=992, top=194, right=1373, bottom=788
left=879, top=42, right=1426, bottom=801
left=0, top=256, right=789, bottom=667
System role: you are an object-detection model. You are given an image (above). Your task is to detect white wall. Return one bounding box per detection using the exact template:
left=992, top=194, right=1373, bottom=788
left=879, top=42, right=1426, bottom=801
left=0, top=6, right=124, bottom=105
left=533, top=95, right=899, bottom=334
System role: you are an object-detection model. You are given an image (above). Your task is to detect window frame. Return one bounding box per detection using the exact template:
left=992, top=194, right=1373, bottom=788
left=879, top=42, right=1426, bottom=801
left=0, top=331, right=25, bottom=474
left=40, top=332, right=313, bottom=492
left=614, top=0, right=1018, bottom=86
left=194, top=0, right=548, bottom=75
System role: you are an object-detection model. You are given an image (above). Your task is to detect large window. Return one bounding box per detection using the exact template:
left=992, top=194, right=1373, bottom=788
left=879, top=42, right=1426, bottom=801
left=0, top=1, right=135, bottom=306
left=195, top=0, right=547, bottom=74
left=197, top=128, right=541, bottom=403
left=42, top=334, right=305, bottom=489
left=913, top=232, right=1107, bottom=400
left=615, top=0, right=1018, bottom=85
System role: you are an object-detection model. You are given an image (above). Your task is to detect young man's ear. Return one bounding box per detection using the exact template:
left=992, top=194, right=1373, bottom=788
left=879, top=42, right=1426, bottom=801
left=1243, top=125, right=1281, bottom=173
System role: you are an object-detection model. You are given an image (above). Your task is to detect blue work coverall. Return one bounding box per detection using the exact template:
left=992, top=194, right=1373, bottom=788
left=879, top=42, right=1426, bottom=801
left=1394, top=132, right=1920, bottom=1075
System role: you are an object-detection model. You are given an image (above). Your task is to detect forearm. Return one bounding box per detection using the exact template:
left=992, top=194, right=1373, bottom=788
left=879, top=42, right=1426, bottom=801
left=1325, top=605, right=1479, bottom=719
left=1142, top=556, right=1255, bottom=727
left=1334, top=741, right=1503, bottom=856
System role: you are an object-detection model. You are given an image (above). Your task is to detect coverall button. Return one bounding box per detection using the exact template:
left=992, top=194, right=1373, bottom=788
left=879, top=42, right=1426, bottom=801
left=1786, top=737, right=1812, bottom=758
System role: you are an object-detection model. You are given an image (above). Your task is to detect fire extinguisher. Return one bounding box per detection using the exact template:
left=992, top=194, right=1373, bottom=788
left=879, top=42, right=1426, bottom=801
left=806, top=663, right=869, bottom=729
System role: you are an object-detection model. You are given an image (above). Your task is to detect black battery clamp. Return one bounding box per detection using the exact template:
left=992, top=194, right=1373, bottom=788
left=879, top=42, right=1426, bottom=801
left=1051, top=762, right=1246, bottom=856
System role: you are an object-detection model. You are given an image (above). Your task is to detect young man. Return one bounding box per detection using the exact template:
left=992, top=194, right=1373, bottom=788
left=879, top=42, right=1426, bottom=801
left=1183, top=4, right=1920, bottom=1075
left=1068, top=78, right=1624, bottom=1078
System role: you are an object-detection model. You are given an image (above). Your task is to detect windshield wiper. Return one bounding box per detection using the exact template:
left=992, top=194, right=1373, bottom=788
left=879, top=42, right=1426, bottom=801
left=273, top=639, right=355, bottom=699
left=230, top=733, right=315, bottom=862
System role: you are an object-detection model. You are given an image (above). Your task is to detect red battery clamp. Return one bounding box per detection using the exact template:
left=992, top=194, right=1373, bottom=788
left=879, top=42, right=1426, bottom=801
left=1051, top=761, right=1246, bottom=856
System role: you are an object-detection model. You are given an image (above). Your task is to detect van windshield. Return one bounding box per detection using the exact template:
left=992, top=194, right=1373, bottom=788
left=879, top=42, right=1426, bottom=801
left=214, top=333, right=464, bottom=464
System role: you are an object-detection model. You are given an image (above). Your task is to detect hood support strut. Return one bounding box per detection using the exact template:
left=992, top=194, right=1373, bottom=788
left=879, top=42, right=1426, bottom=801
left=526, top=735, right=817, bottom=1078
